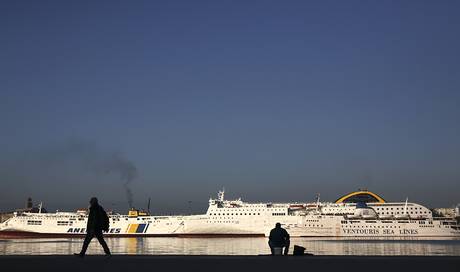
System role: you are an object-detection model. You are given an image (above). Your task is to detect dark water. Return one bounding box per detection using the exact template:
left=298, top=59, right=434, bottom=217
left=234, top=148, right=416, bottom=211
left=1, top=237, right=460, bottom=255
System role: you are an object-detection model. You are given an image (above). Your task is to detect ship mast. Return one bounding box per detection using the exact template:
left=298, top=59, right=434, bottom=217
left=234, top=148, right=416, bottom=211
left=316, top=193, right=321, bottom=212
left=218, top=188, right=225, bottom=202
left=403, top=197, right=408, bottom=216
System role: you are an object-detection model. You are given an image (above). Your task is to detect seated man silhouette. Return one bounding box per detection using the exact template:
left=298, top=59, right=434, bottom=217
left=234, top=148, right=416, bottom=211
left=75, top=197, right=111, bottom=257
left=268, top=222, right=290, bottom=255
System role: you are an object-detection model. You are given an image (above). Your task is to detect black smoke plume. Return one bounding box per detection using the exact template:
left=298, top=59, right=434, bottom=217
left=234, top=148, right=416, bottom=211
left=97, top=153, right=138, bottom=209
left=4, top=139, right=139, bottom=209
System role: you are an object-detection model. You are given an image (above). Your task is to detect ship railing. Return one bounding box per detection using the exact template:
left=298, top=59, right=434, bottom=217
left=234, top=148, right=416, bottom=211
left=432, top=216, right=457, bottom=221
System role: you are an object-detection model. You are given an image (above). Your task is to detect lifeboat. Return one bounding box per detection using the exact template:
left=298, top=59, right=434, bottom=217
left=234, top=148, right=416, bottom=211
left=128, top=208, right=149, bottom=217
left=76, top=209, right=88, bottom=215
left=305, top=203, right=319, bottom=208
left=289, top=204, right=305, bottom=210
left=394, top=214, right=410, bottom=219
left=378, top=214, right=394, bottom=219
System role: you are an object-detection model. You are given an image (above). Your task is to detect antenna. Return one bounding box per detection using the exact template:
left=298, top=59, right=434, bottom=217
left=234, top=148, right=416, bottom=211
left=404, top=197, right=408, bottom=215
left=147, top=197, right=151, bottom=214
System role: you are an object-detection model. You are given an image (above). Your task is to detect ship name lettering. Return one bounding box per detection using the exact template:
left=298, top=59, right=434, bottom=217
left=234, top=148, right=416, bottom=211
left=399, top=229, right=418, bottom=235
left=342, top=228, right=380, bottom=235
left=68, top=228, right=120, bottom=233
left=67, top=228, right=86, bottom=233
left=383, top=229, right=395, bottom=235
left=102, top=228, right=121, bottom=234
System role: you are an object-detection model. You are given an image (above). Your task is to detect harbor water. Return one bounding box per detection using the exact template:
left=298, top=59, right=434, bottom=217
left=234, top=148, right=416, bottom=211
left=1, top=237, right=460, bottom=255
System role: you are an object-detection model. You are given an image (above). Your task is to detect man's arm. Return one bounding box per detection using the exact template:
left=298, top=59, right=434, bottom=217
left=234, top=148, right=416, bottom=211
left=86, top=208, right=94, bottom=229
left=284, top=229, right=290, bottom=240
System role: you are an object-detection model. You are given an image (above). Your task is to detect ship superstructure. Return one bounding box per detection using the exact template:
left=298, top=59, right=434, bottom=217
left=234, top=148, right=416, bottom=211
left=0, top=190, right=459, bottom=238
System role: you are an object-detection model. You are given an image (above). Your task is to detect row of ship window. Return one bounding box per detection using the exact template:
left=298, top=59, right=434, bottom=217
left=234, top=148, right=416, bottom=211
left=343, top=225, right=402, bottom=228
left=375, top=207, right=426, bottom=211
left=207, top=221, right=238, bottom=224
left=21, top=216, right=85, bottom=219
left=341, top=220, right=434, bottom=224
left=25, top=218, right=146, bottom=225
left=21, top=217, right=86, bottom=222
left=57, top=221, right=73, bottom=226
left=210, top=213, right=288, bottom=216
left=209, top=213, right=287, bottom=219
left=210, top=213, right=261, bottom=216
left=27, top=220, right=76, bottom=226
left=211, top=209, right=285, bottom=212
left=377, top=211, right=428, bottom=214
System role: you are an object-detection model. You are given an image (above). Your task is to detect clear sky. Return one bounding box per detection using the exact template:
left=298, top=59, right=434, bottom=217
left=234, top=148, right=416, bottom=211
left=1, top=0, right=459, bottom=213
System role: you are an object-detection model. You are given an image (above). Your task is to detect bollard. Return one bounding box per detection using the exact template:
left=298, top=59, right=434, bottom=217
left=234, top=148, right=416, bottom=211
left=293, top=245, right=306, bottom=256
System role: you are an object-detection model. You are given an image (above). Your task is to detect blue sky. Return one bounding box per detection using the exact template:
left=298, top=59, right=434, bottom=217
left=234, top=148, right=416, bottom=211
left=1, top=1, right=459, bottom=213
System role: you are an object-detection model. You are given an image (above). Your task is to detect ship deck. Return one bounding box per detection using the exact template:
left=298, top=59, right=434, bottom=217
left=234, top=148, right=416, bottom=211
left=0, top=255, right=458, bottom=272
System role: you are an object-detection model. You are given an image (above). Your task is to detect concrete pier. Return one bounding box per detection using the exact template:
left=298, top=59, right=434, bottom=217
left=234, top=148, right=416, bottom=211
left=0, top=255, right=459, bottom=272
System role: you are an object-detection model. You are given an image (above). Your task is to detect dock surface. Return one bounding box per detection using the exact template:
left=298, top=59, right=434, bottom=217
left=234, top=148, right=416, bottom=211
left=1, top=255, right=459, bottom=272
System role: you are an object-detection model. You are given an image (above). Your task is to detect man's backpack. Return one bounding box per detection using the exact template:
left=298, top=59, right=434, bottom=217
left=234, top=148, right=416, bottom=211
left=101, top=208, right=110, bottom=232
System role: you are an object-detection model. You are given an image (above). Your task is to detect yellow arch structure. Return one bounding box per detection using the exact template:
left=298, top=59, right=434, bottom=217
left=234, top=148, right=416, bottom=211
left=335, top=190, right=386, bottom=203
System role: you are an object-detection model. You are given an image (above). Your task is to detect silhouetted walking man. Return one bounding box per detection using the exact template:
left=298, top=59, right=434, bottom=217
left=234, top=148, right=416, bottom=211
left=268, top=222, right=290, bottom=255
left=75, top=197, right=111, bottom=257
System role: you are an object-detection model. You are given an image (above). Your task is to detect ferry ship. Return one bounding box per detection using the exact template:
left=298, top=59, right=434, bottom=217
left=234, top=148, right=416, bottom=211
left=0, top=190, right=459, bottom=238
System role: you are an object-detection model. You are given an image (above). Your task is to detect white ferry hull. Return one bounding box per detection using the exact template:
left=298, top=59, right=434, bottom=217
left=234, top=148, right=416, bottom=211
left=286, top=216, right=460, bottom=238
left=1, top=190, right=459, bottom=239
left=1, top=213, right=459, bottom=238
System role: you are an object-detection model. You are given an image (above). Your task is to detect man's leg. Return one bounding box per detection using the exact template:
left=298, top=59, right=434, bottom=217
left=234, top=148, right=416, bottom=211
left=79, top=232, right=94, bottom=256
left=268, top=241, right=275, bottom=255
left=284, top=240, right=290, bottom=255
left=95, top=231, right=111, bottom=255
